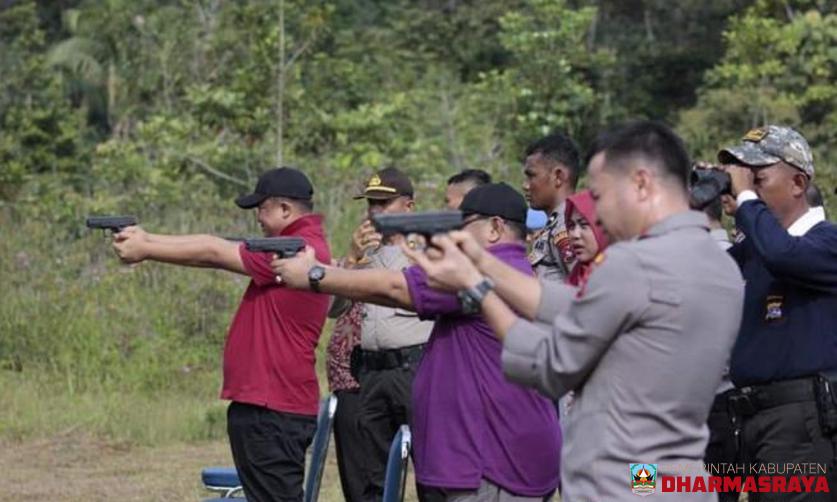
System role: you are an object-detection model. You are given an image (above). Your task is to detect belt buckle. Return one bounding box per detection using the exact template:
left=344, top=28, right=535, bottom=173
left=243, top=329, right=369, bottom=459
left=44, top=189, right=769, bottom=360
left=729, top=393, right=757, bottom=416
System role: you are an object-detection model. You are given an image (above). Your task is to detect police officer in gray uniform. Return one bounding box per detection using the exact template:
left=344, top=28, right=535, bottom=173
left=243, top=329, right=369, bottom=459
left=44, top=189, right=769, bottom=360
left=408, top=121, right=745, bottom=501
left=522, top=132, right=581, bottom=282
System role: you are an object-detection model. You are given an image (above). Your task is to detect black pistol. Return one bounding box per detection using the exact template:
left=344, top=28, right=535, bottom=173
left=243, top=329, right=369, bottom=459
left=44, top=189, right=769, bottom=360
left=371, top=210, right=463, bottom=241
left=85, top=215, right=138, bottom=233
left=244, top=237, right=306, bottom=258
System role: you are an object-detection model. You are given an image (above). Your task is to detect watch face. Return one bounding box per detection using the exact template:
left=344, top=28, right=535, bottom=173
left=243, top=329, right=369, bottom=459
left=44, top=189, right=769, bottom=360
left=309, top=265, right=325, bottom=281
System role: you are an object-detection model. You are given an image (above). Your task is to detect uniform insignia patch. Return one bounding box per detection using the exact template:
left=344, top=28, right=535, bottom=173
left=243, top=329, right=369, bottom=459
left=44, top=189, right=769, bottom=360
left=765, top=295, right=784, bottom=322
left=554, top=229, right=574, bottom=265
left=743, top=127, right=768, bottom=142
left=368, top=174, right=382, bottom=187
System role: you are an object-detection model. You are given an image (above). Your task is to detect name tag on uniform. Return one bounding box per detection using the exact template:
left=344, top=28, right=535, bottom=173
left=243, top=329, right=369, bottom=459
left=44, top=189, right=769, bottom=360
left=528, top=229, right=548, bottom=264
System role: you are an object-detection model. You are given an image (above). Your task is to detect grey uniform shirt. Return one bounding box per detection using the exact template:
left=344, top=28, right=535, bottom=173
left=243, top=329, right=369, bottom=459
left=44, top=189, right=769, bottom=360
left=529, top=201, right=574, bottom=282
left=357, top=244, right=433, bottom=351
left=710, top=227, right=735, bottom=394
left=503, top=211, right=744, bottom=502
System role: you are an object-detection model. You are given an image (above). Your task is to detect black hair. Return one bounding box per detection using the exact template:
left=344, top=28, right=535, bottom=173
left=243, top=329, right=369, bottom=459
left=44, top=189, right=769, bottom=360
left=274, top=196, right=313, bottom=213
left=447, top=169, right=492, bottom=187
left=524, top=131, right=582, bottom=189
left=502, top=219, right=527, bottom=241
left=587, top=120, right=690, bottom=191
left=703, top=197, right=723, bottom=223
left=806, top=182, right=824, bottom=207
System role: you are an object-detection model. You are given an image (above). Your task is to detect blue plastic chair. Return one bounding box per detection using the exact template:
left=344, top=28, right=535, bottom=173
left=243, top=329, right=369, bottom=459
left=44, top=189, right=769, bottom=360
left=382, top=425, right=412, bottom=502
left=201, top=467, right=243, bottom=499
left=303, top=394, right=338, bottom=502
left=200, top=394, right=338, bottom=502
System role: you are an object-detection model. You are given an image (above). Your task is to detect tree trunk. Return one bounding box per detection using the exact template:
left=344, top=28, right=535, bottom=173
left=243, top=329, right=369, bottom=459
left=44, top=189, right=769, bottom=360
left=276, top=0, right=285, bottom=168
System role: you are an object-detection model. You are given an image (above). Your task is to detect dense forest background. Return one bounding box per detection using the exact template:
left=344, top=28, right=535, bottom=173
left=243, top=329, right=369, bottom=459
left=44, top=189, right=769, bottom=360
left=1, top=0, right=835, bottom=444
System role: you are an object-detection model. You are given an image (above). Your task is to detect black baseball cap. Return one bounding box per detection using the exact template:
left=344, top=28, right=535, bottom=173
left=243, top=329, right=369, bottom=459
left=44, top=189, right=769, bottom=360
left=459, top=182, right=527, bottom=224
left=353, top=167, right=414, bottom=200
left=235, top=167, right=314, bottom=209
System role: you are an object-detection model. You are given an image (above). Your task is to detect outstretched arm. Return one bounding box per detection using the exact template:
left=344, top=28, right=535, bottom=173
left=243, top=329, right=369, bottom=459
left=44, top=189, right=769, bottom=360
left=271, top=247, right=413, bottom=309
left=112, top=226, right=246, bottom=275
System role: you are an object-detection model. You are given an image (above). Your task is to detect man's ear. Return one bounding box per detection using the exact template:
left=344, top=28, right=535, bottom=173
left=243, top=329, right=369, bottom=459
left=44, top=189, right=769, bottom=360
left=405, top=198, right=416, bottom=211
left=552, top=164, right=568, bottom=189
left=280, top=200, right=294, bottom=218
left=790, top=172, right=808, bottom=199
left=633, top=167, right=653, bottom=201
left=488, top=216, right=503, bottom=244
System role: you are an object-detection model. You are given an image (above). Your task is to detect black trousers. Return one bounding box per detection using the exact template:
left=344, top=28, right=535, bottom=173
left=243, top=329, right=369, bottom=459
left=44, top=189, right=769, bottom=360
left=357, top=365, right=415, bottom=502
left=334, top=389, right=365, bottom=502
left=227, top=401, right=317, bottom=502
left=705, top=391, right=740, bottom=502
left=741, top=399, right=836, bottom=502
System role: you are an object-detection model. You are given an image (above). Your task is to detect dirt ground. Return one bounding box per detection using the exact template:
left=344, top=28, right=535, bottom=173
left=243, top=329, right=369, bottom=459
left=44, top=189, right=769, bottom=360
left=0, top=433, right=402, bottom=501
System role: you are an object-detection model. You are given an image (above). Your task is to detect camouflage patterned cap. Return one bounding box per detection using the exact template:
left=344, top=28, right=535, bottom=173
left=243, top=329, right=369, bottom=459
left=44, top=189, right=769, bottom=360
left=718, top=125, right=814, bottom=178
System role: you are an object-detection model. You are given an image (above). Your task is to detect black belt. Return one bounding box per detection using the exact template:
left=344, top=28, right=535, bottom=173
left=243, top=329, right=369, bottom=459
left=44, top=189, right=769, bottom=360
left=711, top=388, right=737, bottom=413
left=359, top=344, right=426, bottom=371
left=729, top=377, right=817, bottom=416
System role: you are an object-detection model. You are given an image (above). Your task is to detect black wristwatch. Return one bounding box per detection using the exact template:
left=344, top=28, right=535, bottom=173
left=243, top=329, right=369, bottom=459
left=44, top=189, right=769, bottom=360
left=308, top=265, right=326, bottom=293
left=457, top=277, right=495, bottom=315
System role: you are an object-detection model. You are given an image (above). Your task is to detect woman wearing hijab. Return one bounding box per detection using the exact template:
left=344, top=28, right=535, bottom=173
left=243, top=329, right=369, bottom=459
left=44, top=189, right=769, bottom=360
left=564, top=190, right=609, bottom=288
left=557, top=189, right=610, bottom=421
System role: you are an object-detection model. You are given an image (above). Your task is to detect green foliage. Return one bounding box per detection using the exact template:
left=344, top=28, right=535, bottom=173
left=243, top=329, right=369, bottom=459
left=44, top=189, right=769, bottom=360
left=495, top=0, right=610, bottom=145
left=678, top=0, right=836, bottom=210
left=0, top=1, right=90, bottom=199
left=1, top=0, right=835, bottom=443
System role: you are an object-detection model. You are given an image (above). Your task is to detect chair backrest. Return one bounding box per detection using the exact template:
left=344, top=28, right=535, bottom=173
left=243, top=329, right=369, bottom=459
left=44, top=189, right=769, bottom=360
left=303, top=394, right=338, bottom=502
left=382, top=424, right=412, bottom=502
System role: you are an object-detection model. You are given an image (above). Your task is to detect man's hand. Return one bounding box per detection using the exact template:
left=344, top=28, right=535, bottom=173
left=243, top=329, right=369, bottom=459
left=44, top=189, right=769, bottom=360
left=447, top=231, right=487, bottom=269
left=348, top=220, right=382, bottom=264
left=402, top=233, right=483, bottom=292
left=722, top=164, right=756, bottom=196
left=270, top=246, right=320, bottom=289
left=112, top=226, right=148, bottom=264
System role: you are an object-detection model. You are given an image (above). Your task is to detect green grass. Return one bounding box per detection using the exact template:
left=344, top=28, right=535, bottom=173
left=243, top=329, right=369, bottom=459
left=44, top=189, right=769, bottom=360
left=0, top=370, right=228, bottom=443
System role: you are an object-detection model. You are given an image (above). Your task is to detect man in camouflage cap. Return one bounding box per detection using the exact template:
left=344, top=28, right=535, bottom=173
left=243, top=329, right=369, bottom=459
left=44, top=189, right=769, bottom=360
left=720, top=125, right=837, bottom=501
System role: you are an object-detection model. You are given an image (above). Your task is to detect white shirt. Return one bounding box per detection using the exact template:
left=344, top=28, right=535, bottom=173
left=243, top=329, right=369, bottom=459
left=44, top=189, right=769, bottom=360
left=736, top=189, right=826, bottom=237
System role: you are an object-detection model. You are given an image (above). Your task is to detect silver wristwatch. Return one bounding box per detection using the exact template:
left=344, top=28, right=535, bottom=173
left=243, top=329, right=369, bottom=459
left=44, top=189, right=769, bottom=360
left=457, top=277, right=495, bottom=315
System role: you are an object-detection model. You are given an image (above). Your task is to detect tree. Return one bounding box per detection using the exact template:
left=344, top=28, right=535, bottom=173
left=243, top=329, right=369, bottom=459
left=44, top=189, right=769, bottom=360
left=678, top=0, right=836, bottom=206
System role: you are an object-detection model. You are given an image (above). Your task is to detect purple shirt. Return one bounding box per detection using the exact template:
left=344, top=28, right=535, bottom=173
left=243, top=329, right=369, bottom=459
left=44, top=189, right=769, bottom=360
left=403, top=243, right=561, bottom=496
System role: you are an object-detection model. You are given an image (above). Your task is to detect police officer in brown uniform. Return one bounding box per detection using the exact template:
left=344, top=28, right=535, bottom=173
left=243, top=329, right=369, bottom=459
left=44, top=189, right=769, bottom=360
left=522, top=132, right=582, bottom=282
left=337, top=167, right=436, bottom=502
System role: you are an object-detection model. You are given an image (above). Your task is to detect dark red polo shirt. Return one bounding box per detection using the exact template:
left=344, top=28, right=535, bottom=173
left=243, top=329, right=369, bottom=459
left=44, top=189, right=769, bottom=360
left=220, top=214, right=331, bottom=416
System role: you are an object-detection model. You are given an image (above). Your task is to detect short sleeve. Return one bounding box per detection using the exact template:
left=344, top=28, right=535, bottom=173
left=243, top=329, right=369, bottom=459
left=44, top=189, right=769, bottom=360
left=403, top=265, right=463, bottom=320
left=239, top=244, right=279, bottom=287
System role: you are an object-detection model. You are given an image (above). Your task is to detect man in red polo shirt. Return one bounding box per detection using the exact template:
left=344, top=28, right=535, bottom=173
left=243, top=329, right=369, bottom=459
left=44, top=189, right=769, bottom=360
left=111, top=167, right=331, bottom=502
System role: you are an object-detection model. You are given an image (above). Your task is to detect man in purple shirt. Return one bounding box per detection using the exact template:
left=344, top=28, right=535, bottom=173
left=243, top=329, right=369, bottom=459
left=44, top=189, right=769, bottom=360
left=271, top=183, right=561, bottom=501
